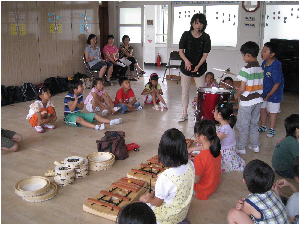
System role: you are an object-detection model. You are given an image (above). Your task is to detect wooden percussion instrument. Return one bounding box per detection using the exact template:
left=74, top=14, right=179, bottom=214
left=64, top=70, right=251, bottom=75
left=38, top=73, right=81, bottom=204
left=83, top=177, right=147, bottom=221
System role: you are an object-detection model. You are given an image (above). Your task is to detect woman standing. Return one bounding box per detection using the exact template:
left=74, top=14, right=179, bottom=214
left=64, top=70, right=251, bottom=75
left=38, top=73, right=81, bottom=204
left=178, top=13, right=211, bottom=122
left=84, top=34, right=113, bottom=85
left=119, top=35, right=146, bottom=81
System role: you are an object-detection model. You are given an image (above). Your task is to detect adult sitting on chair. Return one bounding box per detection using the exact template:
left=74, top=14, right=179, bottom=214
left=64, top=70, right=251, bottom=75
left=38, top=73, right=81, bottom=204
left=85, top=34, right=113, bottom=85
left=119, top=35, right=146, bottom=81
left=103, top=35, right=127, bottom=81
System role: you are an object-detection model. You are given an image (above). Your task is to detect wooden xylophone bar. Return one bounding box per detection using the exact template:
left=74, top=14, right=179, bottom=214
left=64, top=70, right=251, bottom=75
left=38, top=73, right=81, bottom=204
left=140, top=163, right=166, bottom=172
left=87, top=198, right=121, bottom=212
left=99, top=190, right=131, bottom=202
left=131, top=169, right=158, bottom=178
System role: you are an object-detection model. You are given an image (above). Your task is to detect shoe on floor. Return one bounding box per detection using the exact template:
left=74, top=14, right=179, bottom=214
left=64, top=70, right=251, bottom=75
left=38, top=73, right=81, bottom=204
left=236, top=149, right=246, bottom=155
left=110, top=118, right=122, bottom=125
left=139, top=71, right=146, bottom=75
left=258, top=125, right=267, bottom=132
left=102, top=110, right=108, bottom=116
left=179, top=115, right=188, bottom=122
left=137, top=106, right=143, bottom=110
left=43, top=124, right=56, bottom=129
left=162, top=105, right=168, bottom=111
left=152, top=105, right=161, bottom=110
left=113, top=107, right=121, bottom=112
left=35, top=126, right=44, bottom=133
left=95, top=124, right=105, bottom=130
left=106, top=80, right=113, bottom=86
left=267, top=128, right=275, bottom=137
left=248, top=145, right=260, bottom=153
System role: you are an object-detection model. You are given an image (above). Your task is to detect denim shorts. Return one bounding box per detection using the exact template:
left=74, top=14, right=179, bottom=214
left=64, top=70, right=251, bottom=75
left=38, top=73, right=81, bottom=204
left=115, top=102, right=140, bottom=114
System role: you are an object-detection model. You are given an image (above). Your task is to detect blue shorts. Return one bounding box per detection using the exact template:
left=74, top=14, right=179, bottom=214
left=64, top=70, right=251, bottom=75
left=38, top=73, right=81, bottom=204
left=115, top=102, right=140, bottom=114
left=65, top=111, right=96, bottom=127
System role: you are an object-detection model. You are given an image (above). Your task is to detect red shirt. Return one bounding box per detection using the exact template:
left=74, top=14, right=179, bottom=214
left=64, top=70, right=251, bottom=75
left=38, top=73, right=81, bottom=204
left=193, top=149, right=221, bottom=200
left=114, top=88, right=135, bottom=105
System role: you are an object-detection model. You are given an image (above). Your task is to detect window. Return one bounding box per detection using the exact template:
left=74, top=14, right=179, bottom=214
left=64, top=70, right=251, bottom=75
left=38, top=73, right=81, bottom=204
left=263, top=4, right=300, bottom=43
left=172, top=4, right=239, bottom=47
left=119, top=8, right=142, bottom=43
left=156, top=5, right=168, bottom=43
left=206, top=5, right=239, bottom=47
left=173, top=6, right=203, bottom=45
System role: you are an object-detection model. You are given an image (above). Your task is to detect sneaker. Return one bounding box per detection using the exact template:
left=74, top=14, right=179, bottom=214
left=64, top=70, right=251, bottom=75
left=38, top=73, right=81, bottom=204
left=192, top=101, right=197, bottom=107
left=106, top=80, right=113, bottom=86
left=110, top=118, right=123, bottom=125
left=179, top=115, right=188, bottom=122
left=35, top=126, right=45, bottom=133
left=43, top=124, right=56, bottom=129
left=113, top=107, right=121, bottom=112
left=267, top=128, right=275, bottom=137
left=162, top=105, right=168, bottom=111
left=102, top=110, right=108, bottom=116
left=258, top=126, right=267, bottom=132
left=137, top=106, right=143, bottom=110
left=236, top=149, right=246, bottom=155
left=248, top=145, right=260, bottom=153
left=95, top=124, right=105, bottom=130
left=152, top=105, right=161, bottom=110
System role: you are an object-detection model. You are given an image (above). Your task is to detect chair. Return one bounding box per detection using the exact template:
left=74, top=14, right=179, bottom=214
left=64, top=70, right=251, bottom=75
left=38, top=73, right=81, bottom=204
left=82, top=55, right=98, bottom=79
left=162, top=51, right=182, bottom=84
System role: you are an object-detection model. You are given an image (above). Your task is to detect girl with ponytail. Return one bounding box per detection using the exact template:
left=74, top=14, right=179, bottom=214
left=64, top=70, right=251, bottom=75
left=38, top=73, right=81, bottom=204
left=214, top=102, right=245, bottom=172
left=193, top=119, right=221, bottom=200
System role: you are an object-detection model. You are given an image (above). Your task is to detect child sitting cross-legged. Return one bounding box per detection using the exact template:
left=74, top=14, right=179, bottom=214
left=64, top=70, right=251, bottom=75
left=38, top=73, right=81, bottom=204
left=26, top=86, right=57, bottom=133
left=114, top=77, right=143, bottom=114
left=84, top=78, right=120, bottom=116
left=139, top=128, right=195, bottom=224
left=64, top=79, right=122, bottom=130
left=141, top=73, right=167, bottom=110
left=227, top=159, right=289, bottom=224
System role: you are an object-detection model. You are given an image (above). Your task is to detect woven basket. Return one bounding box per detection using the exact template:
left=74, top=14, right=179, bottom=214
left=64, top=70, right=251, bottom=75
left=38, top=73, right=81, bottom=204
left=87, top=152, right=115, bottom=171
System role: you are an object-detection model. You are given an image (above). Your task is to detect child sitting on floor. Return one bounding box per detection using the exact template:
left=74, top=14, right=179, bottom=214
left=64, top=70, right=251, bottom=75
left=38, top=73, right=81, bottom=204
left=141, top=73, right=167, bottom=110
left=1, top=129, right=22, bottom=152
left=273, top=157, right=299, bottom=224
left=26, top=86, right=57, bottom=133
left=272, top=114, right=299, bottom=179
left=64, top=79, right=122, bottom=130
left=139, top=128, right=194, bottom=224
left=114, top=77, right=143, bottom=114
left=117, top=202, right=156, bottom=224
left=193, top=119, right=221, bottom=200
left=214, top=102, right=245, bottom=172
left=84, top=78, right=120, bottom=115
left=227, top=159, right=288, bottom=224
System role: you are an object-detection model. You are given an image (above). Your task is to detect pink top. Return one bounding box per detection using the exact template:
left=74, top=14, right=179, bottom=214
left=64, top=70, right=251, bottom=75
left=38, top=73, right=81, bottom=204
left=103, top=44, right=118, bottom=62
left=84, top=87, right=106, bottom=104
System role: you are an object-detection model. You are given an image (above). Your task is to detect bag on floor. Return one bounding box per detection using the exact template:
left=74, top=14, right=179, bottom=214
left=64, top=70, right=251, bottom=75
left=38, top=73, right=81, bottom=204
left=80, top=78, right=93, bottom=89
left=73, top=72, right=87, bottom=80
left=1, top=85, right=9, bottom=106
left=7, top=86, right=21, bottom=103
left=96, top=131, right=128, bottom=160
left=57, top=76, right=69, bottom=92
left=44, top=77, right=62, bottom=95
left=20, top=83, right=36, bottom=102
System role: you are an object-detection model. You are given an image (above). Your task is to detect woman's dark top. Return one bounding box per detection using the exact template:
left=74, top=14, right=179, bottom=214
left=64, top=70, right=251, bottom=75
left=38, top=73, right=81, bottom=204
left=179, top=31, right=211, bottom=77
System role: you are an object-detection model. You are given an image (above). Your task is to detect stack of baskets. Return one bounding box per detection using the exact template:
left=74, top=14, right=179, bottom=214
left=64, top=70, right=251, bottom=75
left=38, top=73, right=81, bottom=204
left=87, top=152, right=115, bottom=171
left=54, top=156, right=89, bottom=187
left=14, top=176, right=57, bottom=202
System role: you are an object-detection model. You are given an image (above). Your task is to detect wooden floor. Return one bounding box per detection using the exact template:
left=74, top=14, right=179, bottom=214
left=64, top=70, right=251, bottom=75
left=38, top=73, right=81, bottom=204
left=1, top=67, right=299, bottom=224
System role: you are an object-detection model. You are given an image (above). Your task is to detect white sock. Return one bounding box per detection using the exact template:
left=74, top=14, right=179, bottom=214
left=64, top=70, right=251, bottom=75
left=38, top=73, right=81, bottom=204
left=95, top=124, right=105, bottom=130
left=109, top=120, right=116, bottom=126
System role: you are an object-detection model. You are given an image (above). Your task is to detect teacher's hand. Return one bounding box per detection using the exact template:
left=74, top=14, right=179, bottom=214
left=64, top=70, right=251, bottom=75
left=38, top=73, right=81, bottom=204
left=192, top=65, right=200, bottom=73
left=185, top=60, right=192, bottom=71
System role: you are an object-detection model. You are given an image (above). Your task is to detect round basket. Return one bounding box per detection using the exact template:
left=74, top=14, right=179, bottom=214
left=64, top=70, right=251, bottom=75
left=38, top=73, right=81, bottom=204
left=54, top=175, right=75, bottom=186
left=14, top=176, right=51, bottom=197
left=22, top=182, right=58, bottom=202
left=54, top=164, right=75, bottom=177
left=64, top=156, right=83, bottom=169
left=87, top=152, right=115, bottom=171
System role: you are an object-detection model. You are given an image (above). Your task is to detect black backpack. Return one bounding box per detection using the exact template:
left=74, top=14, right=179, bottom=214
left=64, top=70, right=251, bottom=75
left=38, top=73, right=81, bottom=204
left=7, top=86, right=21, bottom=103
left=56, top=76, right=69, bottom=92
left=20, top=83, right=36, bottom=102
left=1, top=85, right=9, bottom=106
left=73, top=72, right=87, bottom=80
left=44, top=77, right=62, bottom=96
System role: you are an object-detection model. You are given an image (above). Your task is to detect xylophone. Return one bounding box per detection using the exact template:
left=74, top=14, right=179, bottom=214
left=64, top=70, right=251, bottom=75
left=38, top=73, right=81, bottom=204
left=83, top=177, right=147, bottom=221
left=127, top=155, right=167, bottom=186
